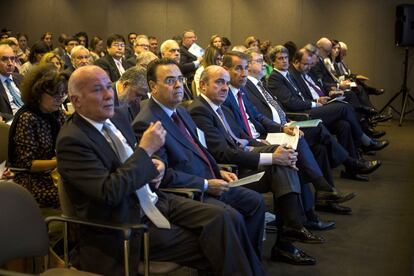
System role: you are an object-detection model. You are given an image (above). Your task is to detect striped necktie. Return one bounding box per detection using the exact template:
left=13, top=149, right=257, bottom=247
left=5, top=78, right=23, bottom=108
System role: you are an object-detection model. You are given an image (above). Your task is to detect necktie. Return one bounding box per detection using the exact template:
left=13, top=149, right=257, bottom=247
left=171, top=112, right=216, bottom=178
left=102, top=122, right=129, bottom=162
left=236, top=91, right=253, bottom=138
left=257, top=81, right=287, bottom=125
left=5, top=78, right=23, bottom=108
left=303, top=75, right=325, bottom=97
left=285, top=72, right=305, bottom=100
left=216, top=107, right=249, bottom=148
left=115, top=59, right=125, bottom=75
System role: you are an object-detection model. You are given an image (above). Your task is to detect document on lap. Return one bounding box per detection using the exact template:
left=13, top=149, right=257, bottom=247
left=266, top=131, right=299, bottom=150
left=229, top=171, right=265, bottom=188
left=136, top=184, right=171, bottom=229
left=287, top=119, right=322, bottom=128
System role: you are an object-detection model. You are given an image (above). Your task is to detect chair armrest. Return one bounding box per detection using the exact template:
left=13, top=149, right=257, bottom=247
left=285, top=112, right=311, bottom=121
left=218, top=164, right=239, bottom=175
left=159, top=188, right=202, bottom=199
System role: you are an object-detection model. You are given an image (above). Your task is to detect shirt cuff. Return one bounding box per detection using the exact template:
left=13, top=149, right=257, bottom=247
left=311, top=102, right=317, bottom=108
left=259, top=153, right=273, bottom=166
left=193, top=60, right=200, bottom=68
left=204, top=179, right=208, bottom=191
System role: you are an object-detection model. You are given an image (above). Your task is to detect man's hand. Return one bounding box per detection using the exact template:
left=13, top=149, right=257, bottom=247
left=317, top=96, right=330, bottom=105
left=150, top=159, right=165, bottom=189
left=283, top=125, right=299, bottom=136
left=272, top=144, right=299, bottom=170
left=207, top=179, right=229, bottom=196
left=219, top=170, right=238, bottom=182
left=139, top=121, right=166, bottom=156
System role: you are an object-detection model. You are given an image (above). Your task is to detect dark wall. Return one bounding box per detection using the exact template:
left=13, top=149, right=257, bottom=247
left=2, top=0, right=414, bottom=115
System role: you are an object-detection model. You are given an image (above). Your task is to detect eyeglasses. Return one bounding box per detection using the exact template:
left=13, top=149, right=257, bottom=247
left=137, top=44, right=149, bottom=48
left=0, top=56, right=17, bottom=63
left=112, top=42, right=125, bottom=48
left=251, top=58, right=264, bottom=64
left=46, top=92, right=67, bottom=101
left=75, top=55, right=91, bottom=60
left=160, top=76, right=186, bottom=86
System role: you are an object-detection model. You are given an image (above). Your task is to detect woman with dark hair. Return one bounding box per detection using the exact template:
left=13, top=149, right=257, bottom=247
left=16, top=33, right=30, bottom=63
left=193, top=46, right=223, bottom=94
left=324, top=39, right=341, bottom=80
left=8, top=64, right=70, bottom=208
left=20, top=41, right=50, bottom=75
left=74, top=31, right=89, bottom=48
left=89, top=36, right=105, bottom=61
left=41, top=31, right=53, bottom=50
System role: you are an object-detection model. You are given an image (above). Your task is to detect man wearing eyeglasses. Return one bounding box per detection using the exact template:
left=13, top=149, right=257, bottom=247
left=0, top=44, right=23, bottom=118
left=133, top=58, right=267, bottom=273
left=95, top=34, right=132, bottom=82
left=126, top=35, right=150, bottom=67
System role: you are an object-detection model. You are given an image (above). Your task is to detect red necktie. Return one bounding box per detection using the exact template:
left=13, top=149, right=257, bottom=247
left=237, top=91, right=253, bottom=138
left=171, top=112, right=216, bottom=178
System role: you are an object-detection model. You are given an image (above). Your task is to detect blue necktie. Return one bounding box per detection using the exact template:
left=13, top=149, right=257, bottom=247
left=5, top=78, right=23, bottom=108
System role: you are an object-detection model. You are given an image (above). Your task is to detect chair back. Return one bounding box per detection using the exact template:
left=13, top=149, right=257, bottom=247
left=0, top=181, right=49, bottom=265
left=0, top=122, right=10, bottom=163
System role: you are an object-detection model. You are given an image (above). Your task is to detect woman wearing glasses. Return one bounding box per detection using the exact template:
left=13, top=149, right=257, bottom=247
left=8, top=64, right=70, bottom=209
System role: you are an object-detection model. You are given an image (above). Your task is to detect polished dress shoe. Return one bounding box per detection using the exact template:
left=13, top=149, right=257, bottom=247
left=356, top=159, right=381, bottom=174
left=271, top=244, right=316, bottom=265
left=315, top=202, right=352, bottom=215
left=370, top=113, right=392, bottom=123
left=340, top=170, right=370, bottom=182
left=315, top=190, right=356, bottom=204
left=283, top=227, right=325, bottom=243
left=358, top=106, right=378, bottom=116
left=362, top=139, right=389, bottom=152
left=304, top=219, right=336, bottom=230
left=366, top=126, right=386, bottom=139
left=370, top=88, right=385, bottom=95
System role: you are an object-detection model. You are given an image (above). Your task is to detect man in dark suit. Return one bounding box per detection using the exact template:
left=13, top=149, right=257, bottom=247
left=188, top=65, right=333, bottom=265
left=57, top=65, right=264, bottom=276
left=0, top=45, right=23, bottom=118
left=125, top=35, right=150, bottom=68
left=95, top=34, right=131, bottom=82
left=59, top=37, right=79, bottom=71
left=243, top=48, right=380, bottom=182
left=179, top=30, right=202, bottom=86
left=266, top=46, right=388, bottom=156
left=132, top=58, right=268, bottom=263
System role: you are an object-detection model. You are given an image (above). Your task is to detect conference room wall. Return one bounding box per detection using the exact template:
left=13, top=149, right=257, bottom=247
left=2, top=0, right=414, bottom=117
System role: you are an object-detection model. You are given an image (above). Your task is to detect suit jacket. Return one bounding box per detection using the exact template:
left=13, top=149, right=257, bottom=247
left=56, top=110, right=158, bottom=275
left=0, top=73, right=23, bottom=115
left=289, top=66, right=321, bottom=100
left=188, top=96, right=260, bottom=169
left=309, top=57, right=337, bottom=90
left=179, top=45, right=197, bottom=77
left=133, top=98, right=220, bottom=191
left=223, top=86, right=282, bottom=138
left=125, top=55, right=137, bottom=68
left=267, top=69, right=313, bottom=111
left=94, top=54, right=131, bottom=82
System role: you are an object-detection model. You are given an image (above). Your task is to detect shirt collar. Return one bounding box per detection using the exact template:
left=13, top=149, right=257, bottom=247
left=0, top=74, right=12, bottom=83
left=200, top=93, right=220, bottom=112
left=78, top=113, right=110, bottom=132
left=229, top=84, right=240, bottom=98
left=247, top=75, right=260, bottom=86
left=152, top=97, right=176, bottom=118
left=273, top=68, right=288, bottom=77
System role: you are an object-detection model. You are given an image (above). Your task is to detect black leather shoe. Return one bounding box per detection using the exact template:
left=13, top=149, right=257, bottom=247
left=283, top=227, right=325, bottom=243
left=340, top=170, right=370, bottom=182
left=366, top=126, right=386, bottom=139
left=356, top=159, right=382, bottom=174
left=370, top=88, right=385, bottom=95
left=270, top=245, right=316, bottom=265
left=304, top=219, right=336, bottom=231
left=315, top=190, right=356, bottom=204
left=315, top=202, right=352, bottom=215
left=370, top=113, right=392, bottom=123
left=362, top=139, right=389, bottom=152
left=358, top=106, right=378, bottom=116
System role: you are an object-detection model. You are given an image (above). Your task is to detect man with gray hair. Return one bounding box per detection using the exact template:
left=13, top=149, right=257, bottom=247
left=70, top=45, right=92, bottom=71
left=160, top=39, right=180, bottom=63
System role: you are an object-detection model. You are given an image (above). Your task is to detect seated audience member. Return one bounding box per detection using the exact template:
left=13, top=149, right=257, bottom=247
left=57, top=64, right=265, bottom=276
left=74, top=31, right=89, bottom=48
left=39, top=52, right=64, bottom=71
left=0, top=44, right=23, bottom=116
left=125, top=32, right=137, bottom=58
left=70, top=45, right=92, bottom=71
left=135, top=51, right=158, bottom=68
left=89, top=36, right=105, bottom=62
left=245, top=36, right=260, bottom=50
left=126, top=35, right=150, bottom=67
left=16, top=33, right=30, bottom=63
left=148, top=36, right=159, bottom=57
left=0, top=38, right=22, bottom=73
left=113, top=66, right=148, bottom=121
left=59, top=36, right=79, bottom=71
left=133, top=59, right=267, bottom=260
left=20, top=41, right=50, bottom=75
left=324, top=39, right=341, bottom=80
left=232, top=45, right=248, bottom=52
left=54, top=33, right=68, bottom=57
left=267, top=46, right=389, bottom=155
left=193, top=46, right=223, bottom=94
left=179, top=30, right=203, bottom=86
left=95, top=33, right=131, bottom=82
left=41, top=31, right=53, bottom=51
left=209, top=34, right=222, bottom=51
left=189, top=64, right=324, bottom=265
left=9, top=64, right=69, bottom=209
left=221, top=37, right=232, bottom=54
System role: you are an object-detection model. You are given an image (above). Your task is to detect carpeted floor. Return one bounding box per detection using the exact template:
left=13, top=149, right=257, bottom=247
left=263, top=119, right=414, bottom=276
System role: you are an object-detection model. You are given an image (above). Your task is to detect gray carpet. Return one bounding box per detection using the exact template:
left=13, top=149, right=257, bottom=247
left=263, top=119, right=414, bottom=276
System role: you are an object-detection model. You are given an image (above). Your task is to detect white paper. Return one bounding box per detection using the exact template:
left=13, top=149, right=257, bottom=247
left=196, top=127, right=207, bottom=148
left=266, top=132, right=299, bottom=150
left=327, top=96, right=347, bottom=104
left=229, top=172, right=265, bottom=187
left=188, top=43, right=204, bottom=58
left=136, top=184, right=171, bottom=229
left=0, top=161, right=6, bottom=179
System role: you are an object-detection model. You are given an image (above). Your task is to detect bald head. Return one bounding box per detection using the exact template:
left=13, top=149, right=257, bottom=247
left=69, top=65, right=115, bottom=122
left=199, top=65, right=230, bottom=105
left=316, top=37, right=332, bottom=58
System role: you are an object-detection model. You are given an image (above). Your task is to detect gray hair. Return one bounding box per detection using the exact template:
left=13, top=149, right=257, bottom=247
left=268, top=45, right=289, bottom=63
